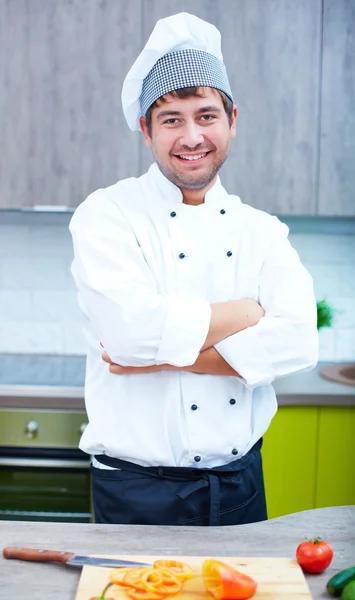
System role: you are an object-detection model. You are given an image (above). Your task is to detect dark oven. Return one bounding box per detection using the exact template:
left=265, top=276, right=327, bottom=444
left=0, top=402, right=91, bottom=522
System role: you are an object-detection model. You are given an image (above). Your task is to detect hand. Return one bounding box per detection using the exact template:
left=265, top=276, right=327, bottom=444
left=186, top=346, right=240, bottom=377
left=100, top=344, right=239, bottom=377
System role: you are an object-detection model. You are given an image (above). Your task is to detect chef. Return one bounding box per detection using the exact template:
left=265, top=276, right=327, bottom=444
left=69, top=12, right=318, bottom=526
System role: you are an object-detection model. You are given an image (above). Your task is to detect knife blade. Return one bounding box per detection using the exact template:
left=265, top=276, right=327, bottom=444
left=2, top=547, right=152, bottom=568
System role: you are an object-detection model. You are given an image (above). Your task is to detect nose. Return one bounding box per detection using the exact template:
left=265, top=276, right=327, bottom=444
left=179, top=122, right=204, bottom=149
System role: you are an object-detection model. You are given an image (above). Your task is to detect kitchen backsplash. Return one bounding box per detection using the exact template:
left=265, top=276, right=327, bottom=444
left=0, top=212, right=354, bottom=362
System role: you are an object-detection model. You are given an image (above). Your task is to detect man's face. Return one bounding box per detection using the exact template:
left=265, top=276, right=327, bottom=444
left=140, top=88, right=237, bottom=192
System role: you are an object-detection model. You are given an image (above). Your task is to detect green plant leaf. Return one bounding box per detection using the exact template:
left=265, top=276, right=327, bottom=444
left=317, top=299, right=334, bottom=329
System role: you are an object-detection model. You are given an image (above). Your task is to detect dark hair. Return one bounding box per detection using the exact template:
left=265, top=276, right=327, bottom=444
left=145, top=87, right=234, bottom=136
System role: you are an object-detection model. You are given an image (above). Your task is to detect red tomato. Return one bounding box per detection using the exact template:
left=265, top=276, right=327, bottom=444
left=296, top=537, right=334, bottom=574
left=202, top=559, right=257, bottom=600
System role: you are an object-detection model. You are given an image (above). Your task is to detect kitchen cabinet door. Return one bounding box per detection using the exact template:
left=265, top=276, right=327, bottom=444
left=318, top=0, right=355, bottom=216
left=0, top=0, right=142, bottom=209
left=141, top=0, right=321, bottom=215
left=262, top=406, right=319, bottom=519
left=316, top=406, right=355, bottom=507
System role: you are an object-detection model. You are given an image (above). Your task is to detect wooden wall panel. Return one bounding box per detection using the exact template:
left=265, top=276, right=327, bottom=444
left=318, top=0, right=355, bottom=216
left=140, top=0, right=321, bottom=215
left=3, top=1, right=353, bottom=216
left=0, top=0, right=32, bottom=208
left=0, top=0, right=142, bottom=208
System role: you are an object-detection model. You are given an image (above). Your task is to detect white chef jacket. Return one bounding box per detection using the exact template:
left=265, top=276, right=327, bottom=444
left=69, top=162, right=318, bottom=469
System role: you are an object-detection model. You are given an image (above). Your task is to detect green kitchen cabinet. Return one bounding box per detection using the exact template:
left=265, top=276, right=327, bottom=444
left=262, top=406, right=319, bottom=519
left=315, top=407, right=355, bottom=508
left=262, top=404, right=355, bottom=520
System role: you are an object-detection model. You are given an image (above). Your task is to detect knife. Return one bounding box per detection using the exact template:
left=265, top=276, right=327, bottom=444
left=2, top=547, right=152, bottom=568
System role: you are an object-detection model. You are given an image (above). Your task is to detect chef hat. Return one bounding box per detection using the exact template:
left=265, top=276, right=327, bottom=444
left=122, top=12, right=234, bottom=131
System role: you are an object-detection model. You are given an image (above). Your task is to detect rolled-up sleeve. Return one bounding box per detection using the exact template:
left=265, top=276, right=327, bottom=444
left=215, top=219, right=319, bottom=389
left=69, top=192, right=211, bottom=367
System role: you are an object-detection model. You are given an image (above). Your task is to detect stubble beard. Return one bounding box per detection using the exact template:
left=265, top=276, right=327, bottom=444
left=153, top=144, right=230, bottom=191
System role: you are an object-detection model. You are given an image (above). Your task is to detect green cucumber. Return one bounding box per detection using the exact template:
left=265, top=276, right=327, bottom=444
left=341, top=580, right=355, bottom=600
left=327, top=567, right=355, bottom=597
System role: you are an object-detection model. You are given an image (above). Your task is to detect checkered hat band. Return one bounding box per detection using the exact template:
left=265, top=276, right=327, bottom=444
left=140, top=49, right=233, bottom=117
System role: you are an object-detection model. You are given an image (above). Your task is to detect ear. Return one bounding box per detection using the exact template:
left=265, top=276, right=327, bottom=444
left=139, top=117, right=152, bottom=148
left=230, top=105, right=238, bottom=139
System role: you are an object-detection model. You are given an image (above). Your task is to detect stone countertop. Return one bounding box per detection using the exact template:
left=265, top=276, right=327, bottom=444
left=0, top=362, right=354, bottom=409
left=273, top=363, right=355, bottom=405
left=1, top=506, right=354, bottom=599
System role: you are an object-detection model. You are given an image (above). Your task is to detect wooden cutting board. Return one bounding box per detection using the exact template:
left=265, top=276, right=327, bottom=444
left=74, top=554, right=312, bottom=600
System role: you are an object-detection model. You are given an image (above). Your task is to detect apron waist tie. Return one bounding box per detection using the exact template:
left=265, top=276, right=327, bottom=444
left=175, top=473, right=242, bottom=526
left=207, top=473, right=220, bottom=526
left=94, top=439, right=262, bottom=526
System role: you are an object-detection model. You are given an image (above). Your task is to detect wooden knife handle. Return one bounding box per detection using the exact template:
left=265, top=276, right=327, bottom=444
left=3, top=547, right=75, bottom=564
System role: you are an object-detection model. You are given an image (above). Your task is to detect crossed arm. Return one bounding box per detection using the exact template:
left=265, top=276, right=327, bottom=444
left=103, top=345, right=238, bottom=376
left=71, top=199, right=318, bottom=386
left=102, top=298, right=265, bottom=377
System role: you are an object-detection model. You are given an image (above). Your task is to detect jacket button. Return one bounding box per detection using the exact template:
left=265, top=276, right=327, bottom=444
left=170, top=211, right=177, bottom=217
left=191, top=404, right=198, bottom=411
left=194, top=455, right=201, bottom=462
left=229, top=398, right=236, bottom=405
left=232, top=448, right=238, bottom=456
left=179, top=252, right=185, bottom=259
left=220, top=209, right=226, bottom=215
left=226, top=251, right=233, bottom=257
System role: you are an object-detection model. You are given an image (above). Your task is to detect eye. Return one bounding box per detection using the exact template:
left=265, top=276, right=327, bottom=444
left=163, top=118, right=179, bottom=125
left=200, top=114, right=216, bottom=122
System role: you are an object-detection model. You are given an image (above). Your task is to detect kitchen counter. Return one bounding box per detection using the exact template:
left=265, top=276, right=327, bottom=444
left=273, top=363, right=355, bottom=406
left=1, top=506, right=354, bottom=599
left=0, top=361, right=354, bottom=409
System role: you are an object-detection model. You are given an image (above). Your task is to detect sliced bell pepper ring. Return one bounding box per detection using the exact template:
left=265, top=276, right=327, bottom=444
left=141, top=568, right=182, bottom=596
left=122, top=567, right=154, bottom=590
left=153, top=560, right=193, bottom=581
left=110, top=568, right=135, bottom=585
left=202, top=559, right=257, bottom=600
left=139, top=569, right=165, bottom=594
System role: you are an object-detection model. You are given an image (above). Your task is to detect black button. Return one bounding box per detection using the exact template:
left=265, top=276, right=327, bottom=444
left=229, top=398, right=236, bottom=405
left=226, top=251, right=233, bottom=257
left=170, top=211, right=176, bottom=217
left=232, top=448, right=238, bottom=456
left=179, top=253, right=185, bottom=259
left=220, top=209, right=226, bottom=215
left=191, top=404, right=198, bottom=411
left=194, top=455, right=201, bottom=462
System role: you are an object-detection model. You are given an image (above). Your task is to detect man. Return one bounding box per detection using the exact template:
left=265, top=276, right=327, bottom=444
left=69, top=12, right=318, bottom=526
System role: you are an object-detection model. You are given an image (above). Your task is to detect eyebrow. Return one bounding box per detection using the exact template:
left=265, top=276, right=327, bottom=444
left=156, top=105, right=222, bottom=121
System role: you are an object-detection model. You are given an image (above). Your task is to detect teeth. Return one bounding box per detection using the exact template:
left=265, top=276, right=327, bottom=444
left=179, top=153, right=207, bottom=161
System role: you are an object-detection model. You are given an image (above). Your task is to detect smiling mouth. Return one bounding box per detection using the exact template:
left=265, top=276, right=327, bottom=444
left=173, top=151, right=211, bottom=162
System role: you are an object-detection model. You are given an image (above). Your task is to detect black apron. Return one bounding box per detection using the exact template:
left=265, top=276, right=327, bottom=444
left=91, top=438, right=267, bottom=526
